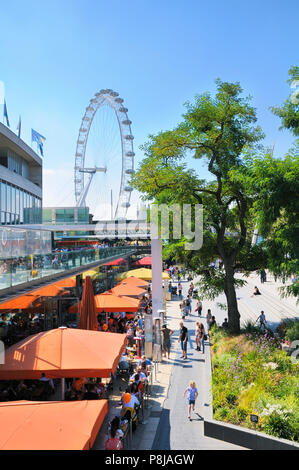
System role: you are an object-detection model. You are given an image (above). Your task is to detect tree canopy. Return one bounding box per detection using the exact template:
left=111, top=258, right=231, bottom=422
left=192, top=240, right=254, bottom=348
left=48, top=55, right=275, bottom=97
left=131, top=79, right=265, bottom=332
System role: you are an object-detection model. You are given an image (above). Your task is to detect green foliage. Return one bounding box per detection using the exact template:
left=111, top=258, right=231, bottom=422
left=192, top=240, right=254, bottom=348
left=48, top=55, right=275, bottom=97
left=271, top=65, right=299, bottom=137
left=285, top=321, right=299, bottom=343
left=131, top=78, right=266, bottom=332
left=210, top=330, right=299, bottom=442
left=276, top=319, right=299, bottom=342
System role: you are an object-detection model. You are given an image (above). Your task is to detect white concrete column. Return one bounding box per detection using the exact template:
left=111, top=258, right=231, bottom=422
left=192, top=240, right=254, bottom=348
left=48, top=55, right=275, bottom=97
left=151, top=237, right=163, bottom=318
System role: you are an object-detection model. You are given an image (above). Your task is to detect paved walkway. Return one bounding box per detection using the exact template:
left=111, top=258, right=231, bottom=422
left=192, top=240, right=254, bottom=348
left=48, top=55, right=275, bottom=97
left=94, top=272, right=298, bottom=451
left=193, top=272, right=299, bottom=331
left=148, top=281, right=244, bottom=450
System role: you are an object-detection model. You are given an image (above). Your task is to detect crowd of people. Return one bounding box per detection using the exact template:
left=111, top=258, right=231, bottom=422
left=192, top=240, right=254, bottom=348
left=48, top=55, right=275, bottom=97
left=0, top=312, right=48, bottom=346
left=105, top=354, right=153, bottom=450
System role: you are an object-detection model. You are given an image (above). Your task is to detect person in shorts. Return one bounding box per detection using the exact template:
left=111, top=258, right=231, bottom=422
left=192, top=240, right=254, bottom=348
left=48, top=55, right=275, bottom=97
left=161, top=324, right=174, bottom=359
left=178, top=322, right=188, bottom=360
left=183, top=381, right=198, bottom=420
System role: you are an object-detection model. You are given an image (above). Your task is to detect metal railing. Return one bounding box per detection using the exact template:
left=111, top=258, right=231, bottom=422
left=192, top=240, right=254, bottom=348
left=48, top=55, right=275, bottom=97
left=0, top=246, right=134, bottom=292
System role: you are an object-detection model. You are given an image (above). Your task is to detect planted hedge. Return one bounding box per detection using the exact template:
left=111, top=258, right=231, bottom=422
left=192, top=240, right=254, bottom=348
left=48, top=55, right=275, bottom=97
left=210, top=326, right=299, bottom=442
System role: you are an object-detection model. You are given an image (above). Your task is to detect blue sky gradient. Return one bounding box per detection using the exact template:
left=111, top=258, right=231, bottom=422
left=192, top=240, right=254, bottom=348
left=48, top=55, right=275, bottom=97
left=0, top=0, right=298, bottom=214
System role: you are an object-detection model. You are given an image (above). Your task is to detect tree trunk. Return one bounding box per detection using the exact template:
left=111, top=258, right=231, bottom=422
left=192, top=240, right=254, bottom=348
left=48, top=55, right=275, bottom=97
left=224, top=263, right=240, bottom=333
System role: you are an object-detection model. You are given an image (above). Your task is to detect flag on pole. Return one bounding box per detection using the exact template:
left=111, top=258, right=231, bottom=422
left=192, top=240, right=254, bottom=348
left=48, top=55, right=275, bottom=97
left=17, top=116, right=21, bottom=138
left=3, top=100, right=10, bottom=127
left=31, top=129, right=46, bottom=157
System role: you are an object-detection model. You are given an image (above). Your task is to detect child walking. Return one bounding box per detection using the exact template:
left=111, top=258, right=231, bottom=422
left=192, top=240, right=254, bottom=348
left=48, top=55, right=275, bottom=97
left=183, top=381, right=198, bottom=420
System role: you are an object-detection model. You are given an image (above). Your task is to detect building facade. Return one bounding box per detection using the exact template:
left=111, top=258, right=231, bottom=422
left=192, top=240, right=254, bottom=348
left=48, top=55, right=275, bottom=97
left=0, top=122, right=42, bottom=225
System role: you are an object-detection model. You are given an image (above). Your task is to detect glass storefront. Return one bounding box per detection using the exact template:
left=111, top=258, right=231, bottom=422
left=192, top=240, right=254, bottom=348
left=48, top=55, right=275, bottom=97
left=0, top=179, right=42, bottom=225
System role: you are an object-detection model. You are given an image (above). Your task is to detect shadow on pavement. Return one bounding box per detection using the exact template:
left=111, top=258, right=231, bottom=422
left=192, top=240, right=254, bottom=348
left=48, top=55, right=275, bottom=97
left=151, top=409, right=171, bottom=450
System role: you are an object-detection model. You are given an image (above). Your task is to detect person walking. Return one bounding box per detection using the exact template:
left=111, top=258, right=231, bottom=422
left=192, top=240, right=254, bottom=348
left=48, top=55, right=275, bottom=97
left=256, top=311, right=266, bottom=330
left=178, top=321, right=188, bottom=360
left=185, top=295, right=192, bottom=316
left=195, top=322, right=201, bottom=351
left=260, top=269, right=267, bottom=284
left=206, top=309, right=212, bottom=327
left=198, top=322, right=206, bottom=354
left=195, top=299, right=202, bottom=316
left=178, top=282, right=182, bottom=298
left=183, top=381, right=199, bottom=420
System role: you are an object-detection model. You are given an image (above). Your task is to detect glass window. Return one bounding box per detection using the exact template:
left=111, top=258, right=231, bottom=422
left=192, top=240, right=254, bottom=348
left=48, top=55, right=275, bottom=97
left=20, top=191, right=24, bottom=223
left=16, top=188, right=20, bottom=217
left=56, top=209, right=65, bottom=223
left=64, top=209, right=75, bottom=223
left=77, top=208, right=89, bottom=223
left=1, top=181, right=6, bottom=212
left=7, top=185, right=11, bottom=213
left=11, top=186, right=16, bottom=214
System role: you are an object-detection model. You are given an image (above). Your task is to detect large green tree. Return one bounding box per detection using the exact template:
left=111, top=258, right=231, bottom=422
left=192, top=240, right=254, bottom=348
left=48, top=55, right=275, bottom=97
left=131, top=79, right=265, bottom=333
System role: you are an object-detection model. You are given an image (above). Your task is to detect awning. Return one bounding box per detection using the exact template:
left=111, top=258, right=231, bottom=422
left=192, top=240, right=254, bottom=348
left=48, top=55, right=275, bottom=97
left=0, top=400, right=108, bottom=450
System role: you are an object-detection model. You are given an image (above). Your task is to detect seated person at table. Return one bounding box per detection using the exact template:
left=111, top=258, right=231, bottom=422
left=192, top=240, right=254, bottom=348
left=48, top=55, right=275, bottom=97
left=83, top=383, right=99, bottom=400
left=73, top=377, right=86, bottom=394
left=130, top=369, right=147, bottom=382
left=105, top=427, right=123, bottom=450
left=139, top=361, right=149, bottom=377
left=39, top=373, right=55, bottom=392
left=130, top=381, right=142, bottom=400
left=138, top=356, right=152, bottom=368
left=94, top=379, right=106, bottom=397
left=130, top=373, right=145, bottom=397
left=121, top=391, right=139, bottom=410
left=109, top=416, right=124, bottom=440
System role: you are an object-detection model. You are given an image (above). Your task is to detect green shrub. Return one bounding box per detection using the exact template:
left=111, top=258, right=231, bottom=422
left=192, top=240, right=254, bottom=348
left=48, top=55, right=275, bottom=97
left=285, top=321, right=299, bottom=342
left=211, top=329, right=299, bottom=442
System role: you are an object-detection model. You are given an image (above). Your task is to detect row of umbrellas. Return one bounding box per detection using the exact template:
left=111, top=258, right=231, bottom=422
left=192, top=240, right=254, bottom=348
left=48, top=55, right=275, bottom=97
left=0, top=264, right=170, bottom=449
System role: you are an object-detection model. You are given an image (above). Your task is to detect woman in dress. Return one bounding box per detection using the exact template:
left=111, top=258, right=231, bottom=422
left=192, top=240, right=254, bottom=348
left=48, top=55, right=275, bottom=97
left=195, top=322, right=201, bottom=351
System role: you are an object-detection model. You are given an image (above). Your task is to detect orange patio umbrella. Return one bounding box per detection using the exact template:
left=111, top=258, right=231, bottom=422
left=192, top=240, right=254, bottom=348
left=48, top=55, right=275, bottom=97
left=0, top=400, right=108, bottom=450
left=69, top=293, right=140, bottom=314
left=78, top=276, right=98, bottom=331
left=0, top=327, right=127, bottom=380
left=119, top=276, right=149, bottom=288
left=109, top=284, right=146, bottom=298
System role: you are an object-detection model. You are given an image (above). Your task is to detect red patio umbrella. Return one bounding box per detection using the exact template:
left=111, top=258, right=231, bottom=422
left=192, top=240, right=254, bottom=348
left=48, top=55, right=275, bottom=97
left=132, top=256, right=152, bottom=266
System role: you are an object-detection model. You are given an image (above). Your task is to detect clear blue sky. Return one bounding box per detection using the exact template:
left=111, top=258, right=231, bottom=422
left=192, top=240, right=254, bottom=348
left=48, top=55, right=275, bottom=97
left=0, top=0, right=298, bottom=214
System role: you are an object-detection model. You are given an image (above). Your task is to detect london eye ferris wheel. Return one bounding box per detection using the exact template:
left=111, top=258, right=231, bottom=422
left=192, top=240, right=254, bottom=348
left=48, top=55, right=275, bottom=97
left=74, top=89, right=135, bottom=220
